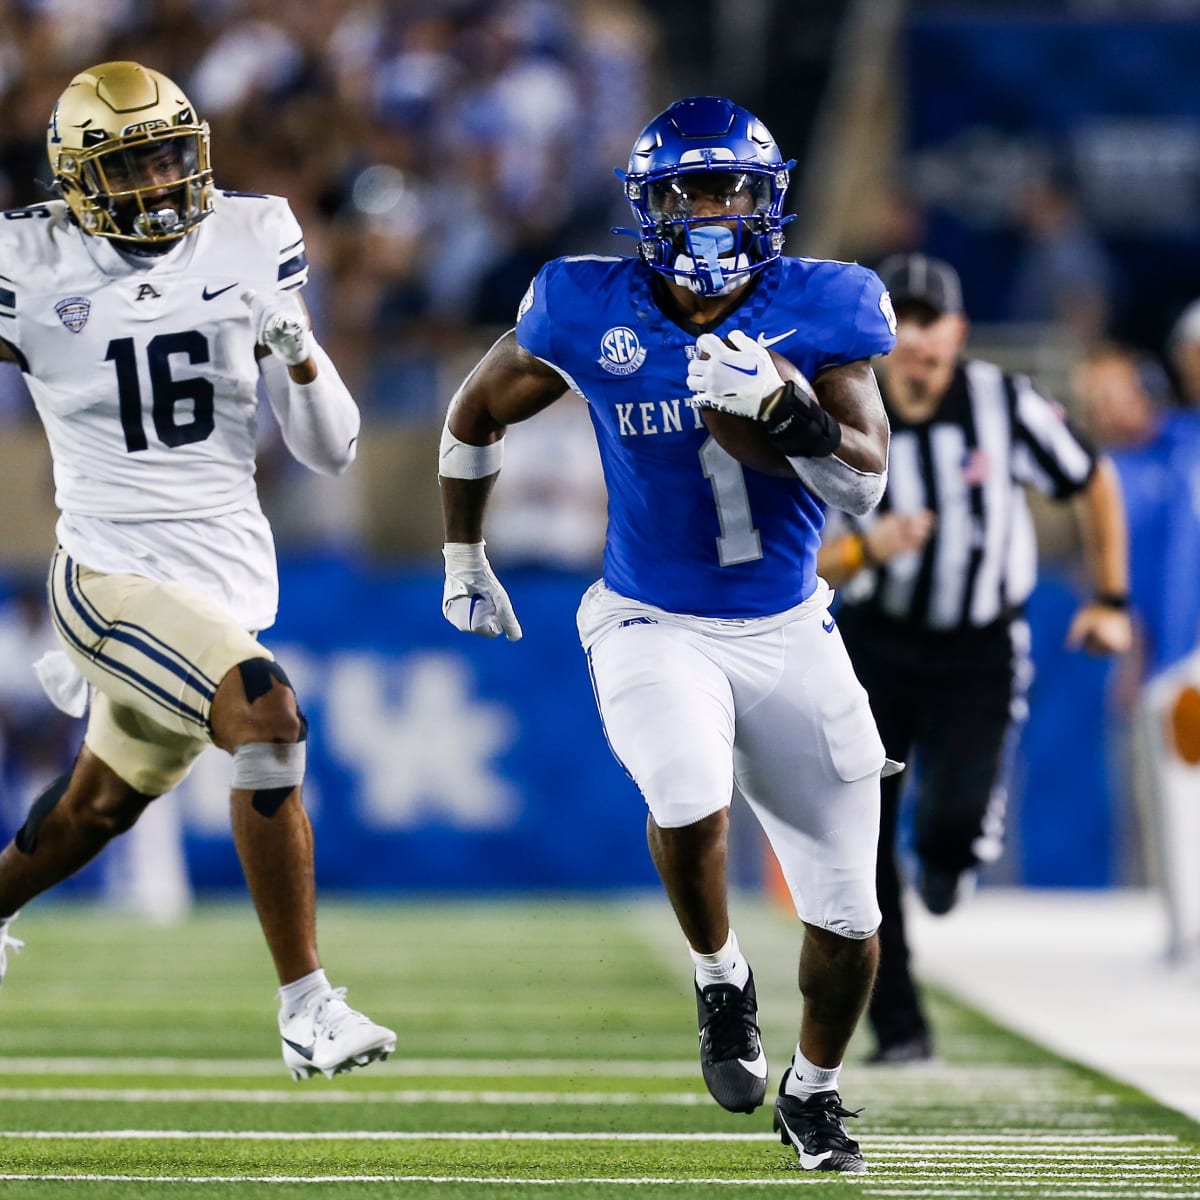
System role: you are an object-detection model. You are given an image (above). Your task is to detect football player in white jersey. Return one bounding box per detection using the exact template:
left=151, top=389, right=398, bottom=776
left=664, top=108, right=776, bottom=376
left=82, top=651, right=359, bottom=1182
left=0, top=61, right=396, bottom=1081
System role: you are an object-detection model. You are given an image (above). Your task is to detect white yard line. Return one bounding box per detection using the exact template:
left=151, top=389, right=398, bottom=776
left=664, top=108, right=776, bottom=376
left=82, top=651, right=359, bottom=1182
left=0, top=1086, right=1137, bottom=1109
left=0, top=1087, right=710, bottom=1105
left=0, top=1175, right=849, bottom=1187
left=2, top=1127, right=1175, bottom=1143
left=0, top=1129, right=1182, bottom=1147
left=865, top=1192, right=1200, bottom=1199
left=868, top=1158, right=1192, bottom=1167
left=870, top=1135, right=1179, bottom=1144
left=3, top=1130, right=781, bottom=1142
left=0, top=1057, right=700, bottom=1078
left=1, top=1176, right=1197, bottom=1193
left=0, top=1057, right=1096, bottom=1088
left=872, top=1171, right=1194, bottom=1180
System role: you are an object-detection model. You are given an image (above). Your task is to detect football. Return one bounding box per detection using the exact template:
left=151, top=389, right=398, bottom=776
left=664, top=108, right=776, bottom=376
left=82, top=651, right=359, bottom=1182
left=697, top=346, right=805, bottom=479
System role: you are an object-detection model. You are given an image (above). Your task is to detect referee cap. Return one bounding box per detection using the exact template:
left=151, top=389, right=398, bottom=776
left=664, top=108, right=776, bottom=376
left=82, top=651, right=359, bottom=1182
left=1168, top=297, right=1200, bottom=354
left=876, top=253, right=963, bottom=318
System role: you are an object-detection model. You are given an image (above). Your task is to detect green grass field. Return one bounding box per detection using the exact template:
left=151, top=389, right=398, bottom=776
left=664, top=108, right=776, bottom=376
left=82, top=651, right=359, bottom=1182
left=0, top=897, right=1196, bottom=1199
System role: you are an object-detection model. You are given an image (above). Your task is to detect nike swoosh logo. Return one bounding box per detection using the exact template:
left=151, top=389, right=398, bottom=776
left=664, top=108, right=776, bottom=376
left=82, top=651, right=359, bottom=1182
left=727, top=363, right=758, bottom=377
left=738, top=1048, right=768, bottom=1079
left=799, top=1148, right=835, bottom=1169
left=202, top=282, right=238, bottom=301
left=776, top=1113, right=835, bottom=1167
left=282, top=1036, right=315, bottom=1061
left=822, top=616, right=836, bottom=633
left=759, top=328, right=797, bottom=349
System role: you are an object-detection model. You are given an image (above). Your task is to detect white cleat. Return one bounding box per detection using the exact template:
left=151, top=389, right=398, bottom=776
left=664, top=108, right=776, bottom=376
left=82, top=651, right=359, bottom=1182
left=279, top=985, right=396, bottom=1081
left=0, top=912, right=23, bottom=992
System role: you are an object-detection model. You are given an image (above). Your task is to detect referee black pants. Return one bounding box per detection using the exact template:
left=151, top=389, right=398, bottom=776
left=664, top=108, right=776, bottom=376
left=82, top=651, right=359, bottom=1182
left=837, top=607, right=1023, bottom=1051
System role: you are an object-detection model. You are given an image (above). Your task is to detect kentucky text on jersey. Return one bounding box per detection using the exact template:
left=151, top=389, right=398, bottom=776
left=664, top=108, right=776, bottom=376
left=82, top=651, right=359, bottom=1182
left=517, top=253, right=895, bottom=618
left=614, top=399, right=707, bottom=437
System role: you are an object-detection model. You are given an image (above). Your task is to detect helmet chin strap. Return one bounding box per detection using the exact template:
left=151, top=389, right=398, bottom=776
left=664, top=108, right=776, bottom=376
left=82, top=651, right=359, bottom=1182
left=674, top=225, right=753, bottom=296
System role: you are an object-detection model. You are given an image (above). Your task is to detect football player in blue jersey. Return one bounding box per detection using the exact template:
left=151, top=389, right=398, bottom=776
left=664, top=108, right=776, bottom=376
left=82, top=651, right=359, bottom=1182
left=439, top=97, right=896, bottom=1173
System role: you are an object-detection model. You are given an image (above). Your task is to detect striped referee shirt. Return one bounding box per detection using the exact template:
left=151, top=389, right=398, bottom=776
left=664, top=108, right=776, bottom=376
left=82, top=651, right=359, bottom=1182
left=836, top=359, right=1096, bottom=631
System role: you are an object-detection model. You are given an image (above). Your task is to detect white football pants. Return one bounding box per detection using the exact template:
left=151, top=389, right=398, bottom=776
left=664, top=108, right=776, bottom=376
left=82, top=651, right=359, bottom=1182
left=578, top=579, right=883, bottom=938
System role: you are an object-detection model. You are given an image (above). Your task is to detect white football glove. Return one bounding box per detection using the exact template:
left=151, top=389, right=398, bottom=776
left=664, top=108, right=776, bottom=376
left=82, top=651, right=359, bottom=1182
left=686, top=330, right=785, bottom=420
left=241, top=288, right=312, bottom=367
left=442, top=542, right=523, bottom=641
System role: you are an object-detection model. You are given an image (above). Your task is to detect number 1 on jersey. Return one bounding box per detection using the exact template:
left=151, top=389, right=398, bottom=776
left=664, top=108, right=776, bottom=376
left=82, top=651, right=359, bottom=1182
left=699, top=436, right=763, bottom=566
left=106, top=332, right=216, bottom=453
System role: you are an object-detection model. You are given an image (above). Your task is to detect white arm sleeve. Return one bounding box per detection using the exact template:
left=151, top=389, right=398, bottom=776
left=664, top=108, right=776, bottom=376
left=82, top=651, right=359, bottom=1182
left=787, top=455, right=887, bottom=516
left=788, top=400, right=890, bottom=515
left=260, top=341, right=360, bottom=476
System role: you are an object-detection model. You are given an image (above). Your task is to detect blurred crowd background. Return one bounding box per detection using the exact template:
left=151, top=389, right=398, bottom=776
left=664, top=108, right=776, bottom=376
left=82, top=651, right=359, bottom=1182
left=4, top=0, right=1200, bottom=557
left=3, top=0, right=1200, bottom=927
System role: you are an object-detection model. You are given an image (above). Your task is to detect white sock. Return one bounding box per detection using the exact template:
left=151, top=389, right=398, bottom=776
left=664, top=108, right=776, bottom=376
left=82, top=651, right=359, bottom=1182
left=689, top=929, right=750, bottom=990
left=278, top=967, right=329, bottom=1016
left=785, top=1044, right=841, bottom=1098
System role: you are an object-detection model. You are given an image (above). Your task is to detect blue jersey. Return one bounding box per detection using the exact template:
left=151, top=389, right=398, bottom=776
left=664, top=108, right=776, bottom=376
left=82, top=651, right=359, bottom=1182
left=515, top=255, right=895, bottom=617
left=1112, top=410, right=1200, bottom=675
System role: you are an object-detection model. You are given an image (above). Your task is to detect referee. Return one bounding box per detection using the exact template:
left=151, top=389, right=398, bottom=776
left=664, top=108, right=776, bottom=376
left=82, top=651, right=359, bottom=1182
left=819, top=254, right=1132, bottom=1064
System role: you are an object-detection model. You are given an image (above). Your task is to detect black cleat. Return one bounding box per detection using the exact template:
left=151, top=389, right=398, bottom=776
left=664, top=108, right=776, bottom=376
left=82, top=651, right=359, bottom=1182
left=917, top=866, right=976, bottom=915
left=694, top=968, right=767, bottom=1113
left=865, top=1033, right=935, bottom=1065
left=773, top=1070, right=867, bottom=1173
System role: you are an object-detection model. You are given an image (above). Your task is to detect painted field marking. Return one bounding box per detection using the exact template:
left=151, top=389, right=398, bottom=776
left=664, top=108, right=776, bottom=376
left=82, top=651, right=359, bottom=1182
left=0, top=1129, right=1184, bottom=1148
left=0, top=1175, right=870, bottom=1187
left=869, top=1135, right=1179, bottom=1144
left=0, top=1087, right=721, bottom=1105
left=0, top=1088, right=1132, bottom=1113
left=863, top=1192, right=1200, bottom=1199
left=0, top=1057, right=1097, bottom=1084
left=0, top=1057, right=700, bottom=1078
left=869, top=1171, right=1195, bottom=1181
left=1, top=1176, right=1198, bottom=1193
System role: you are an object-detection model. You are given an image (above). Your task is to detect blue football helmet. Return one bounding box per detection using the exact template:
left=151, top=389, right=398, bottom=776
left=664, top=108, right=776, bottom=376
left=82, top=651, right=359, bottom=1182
left=617, top=97, right=793, bottom=296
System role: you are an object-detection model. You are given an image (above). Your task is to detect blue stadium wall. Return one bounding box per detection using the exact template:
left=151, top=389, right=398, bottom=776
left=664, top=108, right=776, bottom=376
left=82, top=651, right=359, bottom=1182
left=182, top=560, right=657, bottom=894
left=0, top=559, right=1121, bottom=894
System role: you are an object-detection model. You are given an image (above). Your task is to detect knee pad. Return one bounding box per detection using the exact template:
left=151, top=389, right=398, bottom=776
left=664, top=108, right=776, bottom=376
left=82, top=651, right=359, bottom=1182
left=639, top=756, right=733, bottom=829
left=644, top=791, right=731, bottom=830
left=232, top=740, right=307, bottom=817
left=15, top=773, right=71, bottom=854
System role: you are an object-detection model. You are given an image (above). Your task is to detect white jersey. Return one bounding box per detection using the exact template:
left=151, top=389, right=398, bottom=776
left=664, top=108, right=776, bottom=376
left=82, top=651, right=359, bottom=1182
left=0, top=192, right=310, bottom=629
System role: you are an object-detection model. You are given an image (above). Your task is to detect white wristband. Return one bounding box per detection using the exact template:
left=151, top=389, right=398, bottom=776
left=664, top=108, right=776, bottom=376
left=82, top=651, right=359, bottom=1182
left=442, top=541, right=489, bottom=571
left=439, top=424, right=504, bottom=479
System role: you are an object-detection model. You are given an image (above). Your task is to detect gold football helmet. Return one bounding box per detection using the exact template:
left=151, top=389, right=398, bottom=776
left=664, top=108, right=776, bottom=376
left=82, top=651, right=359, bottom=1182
left=47, top=61, right=213, bottom=244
